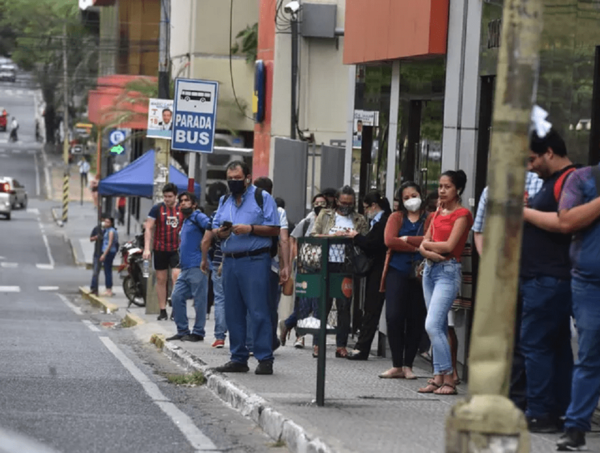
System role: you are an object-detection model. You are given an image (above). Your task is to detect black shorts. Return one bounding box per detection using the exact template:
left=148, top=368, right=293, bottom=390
left=153, top=250, right=180, bottom=271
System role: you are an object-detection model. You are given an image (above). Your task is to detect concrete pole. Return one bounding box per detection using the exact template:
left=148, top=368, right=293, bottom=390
left=344, top=65, right=356, bottom=186
left=445, top=0, right=544, bottom=451
left=62, top=23, right=70, bottom=224
left=386, top=61, right=400, bottom=202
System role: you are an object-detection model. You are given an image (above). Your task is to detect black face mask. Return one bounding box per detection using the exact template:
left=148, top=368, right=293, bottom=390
left=181, top=207, right=194, bottom=217
left=314, top=206, right=323, bottom=217
left=338, top=205, right=354, bottom=216
left=227, top=179, right=246, bottom=195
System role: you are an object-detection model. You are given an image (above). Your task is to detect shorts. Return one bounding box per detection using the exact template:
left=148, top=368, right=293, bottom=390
left=153, top=250, right=180, bottom=271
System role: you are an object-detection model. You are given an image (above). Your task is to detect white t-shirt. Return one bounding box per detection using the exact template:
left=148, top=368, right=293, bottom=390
left=271, top=207, right=289, bottom=273
left=291, top=212, right=316, bottom=238
left=328, top=214, right=354, bottom=263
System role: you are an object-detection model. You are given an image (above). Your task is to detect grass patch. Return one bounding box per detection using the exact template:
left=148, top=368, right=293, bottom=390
left=268, top=440, right=287, bottom=448
left=164, top=371, right=205, bottom=387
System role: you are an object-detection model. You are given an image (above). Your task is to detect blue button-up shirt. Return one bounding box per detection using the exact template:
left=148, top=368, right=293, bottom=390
left=212, top=185, right=280, bottom=254
left=370, top=210, right=384, bottom=230
left=179, top=210, right=211, bottom=269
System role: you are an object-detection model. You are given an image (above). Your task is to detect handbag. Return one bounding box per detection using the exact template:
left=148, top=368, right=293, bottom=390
left=350, top=245, right=372, bottom=277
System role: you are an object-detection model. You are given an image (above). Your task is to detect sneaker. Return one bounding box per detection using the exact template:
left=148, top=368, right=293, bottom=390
left=527, top=416, right=559, bottom=434
left=157, top=309, right=168, bottom=321
left=255, top=361, right=273, bottom=375
left=294, top=336, right=305, bottom=349
left=212, top=339, right=225, bottom=348
left=181, top=334, right=204, bottom=342
left=166, top=333, right=186, bottom=341
left=214, top=361, right=249, bottom=373
left=557, top=428, right=586, bottom=451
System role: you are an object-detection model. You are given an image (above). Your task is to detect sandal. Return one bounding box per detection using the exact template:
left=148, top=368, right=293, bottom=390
left=403, top=368, right=417, bottom=380
left=418, top=382, right=441, bottom=393
left=335, top=347, right=348, bottom=358
left=312, top=346, right=318, bottom=358
left=378, top=370, right=405, bottom=379
left=434, top=383, right=457, bottom=395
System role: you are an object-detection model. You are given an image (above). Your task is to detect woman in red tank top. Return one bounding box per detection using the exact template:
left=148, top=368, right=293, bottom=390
left=417, top=170, right=473, bottom=395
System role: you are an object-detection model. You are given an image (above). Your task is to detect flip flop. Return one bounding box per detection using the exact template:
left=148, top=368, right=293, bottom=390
left=418, top=382, right=440, bottom=393
left=378, top=371, right=405, bottom=379
left=433, top=383, right=457, bottom=395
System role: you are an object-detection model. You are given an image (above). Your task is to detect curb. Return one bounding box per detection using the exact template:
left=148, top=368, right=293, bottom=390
left=78, top=287, right=119, bottom=314
left=151, top=337, right=335, bottom=453
left=123, top=313, right=145, bottom=327
left=66, top=237, right=83, bottom=268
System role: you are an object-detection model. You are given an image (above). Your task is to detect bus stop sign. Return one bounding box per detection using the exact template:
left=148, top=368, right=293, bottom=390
left=171, top=78, right=219, bottom=153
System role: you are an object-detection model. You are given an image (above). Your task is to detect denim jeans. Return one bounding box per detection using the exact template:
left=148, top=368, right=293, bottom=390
left=171, top=267, right=208, bottom=337
left=223, top=253, right=273, bottom=363
left=211, top=270, right=227, bottom=340
left=565, top=279, right=600, bottom=431
left=102, top=251, right=116, bottom=289
left=422, top=259, right=461, bottom=375
left=520, top=276, right=573, bottom=420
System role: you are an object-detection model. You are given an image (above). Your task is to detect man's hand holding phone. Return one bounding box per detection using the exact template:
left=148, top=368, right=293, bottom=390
left=218, top=221, right=233, bottom=239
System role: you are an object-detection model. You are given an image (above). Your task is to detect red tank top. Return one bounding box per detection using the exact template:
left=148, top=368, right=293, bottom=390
left=431, top=207, right=473, bottom=260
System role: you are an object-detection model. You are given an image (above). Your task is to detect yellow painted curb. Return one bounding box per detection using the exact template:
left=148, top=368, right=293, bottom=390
left=78, top=287, right=119, bottom=314
left=150, top=333, right=166, bottom=350
left=122, top=313, right=145, bottom=327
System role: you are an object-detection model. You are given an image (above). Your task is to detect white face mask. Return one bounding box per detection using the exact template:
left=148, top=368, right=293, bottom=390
left=404, top=198, right=422, bottom=212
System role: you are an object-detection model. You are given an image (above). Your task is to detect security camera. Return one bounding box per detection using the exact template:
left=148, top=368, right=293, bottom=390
left=284, top=1, right=300, bottom=14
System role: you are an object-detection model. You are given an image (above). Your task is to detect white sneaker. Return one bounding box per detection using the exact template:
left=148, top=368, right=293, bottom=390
left=294, top=336, right=305, bottom=349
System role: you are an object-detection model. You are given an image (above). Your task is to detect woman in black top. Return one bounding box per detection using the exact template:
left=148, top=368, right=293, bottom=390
left=346, top=191, right=391, bottom=360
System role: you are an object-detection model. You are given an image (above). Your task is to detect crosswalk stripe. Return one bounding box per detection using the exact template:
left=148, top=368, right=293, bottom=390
left=0, top=262, right=18, bottom=268
left=39, top=286, right=59, bottom=291
left=36, top=264, right=54, bottom=270
left=0, top=286, right=20, bottom=292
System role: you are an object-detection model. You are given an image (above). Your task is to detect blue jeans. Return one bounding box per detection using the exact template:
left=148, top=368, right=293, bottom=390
left=211, top=270, right=227, bottom=340
left=565, top=279, right=600, bottom=431
left=222, top=253, right=273, bottom=363
left=520, top=276, right=573, bottom=420
left=247, top=270, right=281, bottom=350
left=102, top=251, right=116, bottom=289
left=171, top=267, right=208, bottom=337
left=422, top=259, right=461, bottom=375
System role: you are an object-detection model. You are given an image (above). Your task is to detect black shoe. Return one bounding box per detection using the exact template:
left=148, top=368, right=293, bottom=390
left=557, top=428, right=586, bottom=451
left=214, top=361, right=249, bottom=373
left=157, top=309, right=168, bottom=321
left=255, top=361, right=273, bottom=375
left=182, top=334, right=204, bottom=342
left=527, top=416, right=559, bottom=434
left=347, top=351, right=369, bottom=361
left=166, top=334, right=186, bottom=341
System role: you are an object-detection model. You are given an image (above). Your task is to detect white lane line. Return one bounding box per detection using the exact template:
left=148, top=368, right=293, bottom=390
left=0, top=262, right=18, bottom=268
left=57, top=293, right=82, bottom=315
left=34, top=152, right=40, bottom=196
left=36, top=264, right=54, bottom=270
left=99, top=337, right=219, bottom=452
left=38, top=219, right=55, bottom=268
left=0, top=286, right=20, bottom=292
left=82, top=320, right=100, bottom=332
left=39, top=286, right=59, bottom=291
left=27, top=208, right=39, bottom=215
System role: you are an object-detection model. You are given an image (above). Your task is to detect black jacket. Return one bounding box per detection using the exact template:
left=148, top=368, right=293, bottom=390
left=353, top=213, right=389, bottom=269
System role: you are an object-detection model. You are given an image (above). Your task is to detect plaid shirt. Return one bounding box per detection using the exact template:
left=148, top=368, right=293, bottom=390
left=472, top=172, right=543, bottom=233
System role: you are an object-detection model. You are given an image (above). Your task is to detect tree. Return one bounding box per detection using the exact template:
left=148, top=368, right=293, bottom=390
left=0, top=0, right=98, bottom=143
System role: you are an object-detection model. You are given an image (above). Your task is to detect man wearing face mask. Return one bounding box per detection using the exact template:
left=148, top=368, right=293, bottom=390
left=212, top=161, right=281, bottom=375
left=166, top=192, right=211, bottom=342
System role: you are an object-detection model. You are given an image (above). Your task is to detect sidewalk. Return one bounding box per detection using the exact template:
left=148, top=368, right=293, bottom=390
left=77, top=286, right=575, bottom=453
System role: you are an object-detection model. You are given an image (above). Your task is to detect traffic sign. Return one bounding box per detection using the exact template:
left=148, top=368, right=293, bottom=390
left=171, top=78, right=219, bottom=153
left=109, top=129, right=126, bottom=146
left=110, top=144, right=124, bottom=155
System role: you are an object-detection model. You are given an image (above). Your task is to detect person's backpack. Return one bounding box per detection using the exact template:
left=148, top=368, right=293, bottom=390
left=222, top=188, right=278, bottom=257
left=553, top=166, right=578, bottom=202
left=112, top=228, right=119, bottom=251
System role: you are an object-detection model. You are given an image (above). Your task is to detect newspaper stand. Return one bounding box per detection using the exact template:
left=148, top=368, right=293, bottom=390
left=295, top=236, right=353, bottom=406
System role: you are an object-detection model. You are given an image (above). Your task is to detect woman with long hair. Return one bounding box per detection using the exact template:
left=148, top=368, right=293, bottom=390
left=345, top=191, right=391, bottom=361
left=417, top=170, right=473, bottom=395
left=378, top=182, right=432, bottom=378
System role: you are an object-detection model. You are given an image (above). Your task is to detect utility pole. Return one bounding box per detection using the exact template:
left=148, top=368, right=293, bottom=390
left=445, top=0, right=543, bottom=451
left=146, top=0, right=171, bottom=315
left=290, top=13, right=299, bottom=140
left=62, top=23, right=70, bottom=224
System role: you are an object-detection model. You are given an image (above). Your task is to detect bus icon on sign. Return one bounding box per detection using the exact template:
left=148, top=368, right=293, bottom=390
left=181, top=90, right=211, bottom=103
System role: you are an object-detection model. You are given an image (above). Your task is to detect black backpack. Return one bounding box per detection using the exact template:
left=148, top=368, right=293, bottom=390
left=222, top=188, right=279, bottom=258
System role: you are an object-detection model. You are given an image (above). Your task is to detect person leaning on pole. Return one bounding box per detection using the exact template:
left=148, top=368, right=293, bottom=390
left=142, top=183, right=182, bottom=321
left=211, top=161, right=280, bottom=376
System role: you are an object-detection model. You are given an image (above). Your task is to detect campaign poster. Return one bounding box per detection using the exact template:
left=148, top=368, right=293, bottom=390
left=147, top=98, right=174, bottom=139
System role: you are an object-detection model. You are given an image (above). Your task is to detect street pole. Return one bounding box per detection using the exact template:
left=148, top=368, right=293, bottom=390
left=290, top=14, right=298, bottom=140
left=62, top=23, right=70, bottom=224
left=146, top=0, right=171, bottom=315
left=92, top=127, right=102, bottom=292
left=445, top=0, right=543, bottom=451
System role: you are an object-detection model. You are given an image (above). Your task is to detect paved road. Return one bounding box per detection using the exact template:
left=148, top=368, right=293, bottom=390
left=0, top=72, right=39, bottom=146
left=0, top=93, right=286, bottom=453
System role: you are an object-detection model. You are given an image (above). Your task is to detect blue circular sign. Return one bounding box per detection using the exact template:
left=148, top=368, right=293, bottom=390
left=109, top=130, right=126, bottom=145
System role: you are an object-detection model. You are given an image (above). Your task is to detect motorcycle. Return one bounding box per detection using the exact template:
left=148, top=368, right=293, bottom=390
left=118, top=234, right=147, bottom=307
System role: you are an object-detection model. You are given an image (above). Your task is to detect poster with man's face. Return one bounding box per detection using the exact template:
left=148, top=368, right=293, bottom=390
left=147, top=98, right=174, bottom=139
left=352, top=110, right=379, bottom=148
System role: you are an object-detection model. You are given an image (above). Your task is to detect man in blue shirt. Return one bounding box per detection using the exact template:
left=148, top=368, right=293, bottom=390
left=166, top=192, right=211, bottom=342
left=212, top=161, right=280, bottom=375
left=556, top=164, right=600, bottom=451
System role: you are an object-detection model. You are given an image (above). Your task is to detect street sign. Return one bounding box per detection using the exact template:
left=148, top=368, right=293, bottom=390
left=109, top=129, right=126, bottom=146
left=171, top=78, right=219, bottom=153
left=110, top=144, right=125, bottom=155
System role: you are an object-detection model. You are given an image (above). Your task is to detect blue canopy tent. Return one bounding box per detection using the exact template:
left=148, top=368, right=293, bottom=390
left=98, top=149, right=201, bottom=198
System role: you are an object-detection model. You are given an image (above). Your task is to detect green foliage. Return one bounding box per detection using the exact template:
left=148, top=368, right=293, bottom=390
left=164, top=371, right=205, bottom=387
left=231, top=23, right=258, bottom=64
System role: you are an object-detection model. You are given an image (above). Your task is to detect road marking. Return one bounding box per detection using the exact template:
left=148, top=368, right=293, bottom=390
left=0, top=286, right=20, bottom=292
left=34, top=152, right=40, bottom=196
left=38, top=219, right=55, bottom=268
left=0, top=262, right=18, bottom=268
left=38, top=286, right=59, bottom=291
left=57, top=293, right=82, bottom=315
left=27, top=208, right=39, bottom=214
left=99, top=337, right=219, bottom=452
left=82, top=320, right=100, bottom=332
left=36, top=264, right=54, bottom=270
